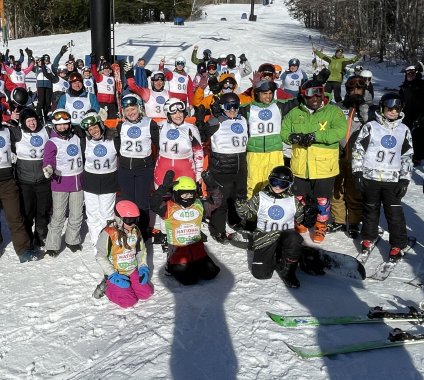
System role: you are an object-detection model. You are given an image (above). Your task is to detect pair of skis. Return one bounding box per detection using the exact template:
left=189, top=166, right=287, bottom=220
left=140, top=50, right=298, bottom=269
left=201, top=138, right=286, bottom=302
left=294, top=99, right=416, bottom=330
left=111, top=62, right=123, bottom=119
left=268, top=306, right=424, bottom=358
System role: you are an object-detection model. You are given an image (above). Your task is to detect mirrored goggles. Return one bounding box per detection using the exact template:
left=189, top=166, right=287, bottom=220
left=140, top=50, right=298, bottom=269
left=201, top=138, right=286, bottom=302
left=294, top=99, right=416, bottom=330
left=122, top=217, right=138, bottom=225
left=81, top=114, right=101, bottom=129
left=121, top=96, right=140, bottom=108
left=175, top=61, right=185, bottom=67
left=152, top=74, right=165, bottom=81
left=53, top=111, right=71, bottom=121
left=269, top=177, right=292, bottom=189
left=168, top=102, right=186, bottom=114
left=301, top=87, right=324, bottom=98
left=222, top=102, right=240, bottom=111
left=222, top=83, right=235, bottom=90
left=382, top=98, right=402, bottom=111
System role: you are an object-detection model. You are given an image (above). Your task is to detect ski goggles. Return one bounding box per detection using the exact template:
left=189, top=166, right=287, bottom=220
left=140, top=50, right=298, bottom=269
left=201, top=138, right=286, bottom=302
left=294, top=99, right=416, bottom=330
left=121, top=96, right=140, bottom=108
left=346, top=77, right=367, bottom=89
left=405, top=69, right=416, bottom=75
left=52, top=111, right=71, bottom=122
left=69, top=73, right=83, bottom=83
left=207, top=63, right=217, bottom=70
left=382, top=98, right=403, bottom=111
left=301, top=86, right=324, bottom=98
left=260, top=71, right=274, bottom=78
left=152, top=73, right=165, bottom=81
left=222, top=102, right=240, bottom=111
left=168, top=102, right=186, bottom=114
left=222, top=83, right=235, bottom=90
left=269, top=177, right=292, bottom=189
left=81, top=114, right=102, bottom=129
left=175, top=61, right=185, bottom=67
left=122, top=217, right=138, bottom=226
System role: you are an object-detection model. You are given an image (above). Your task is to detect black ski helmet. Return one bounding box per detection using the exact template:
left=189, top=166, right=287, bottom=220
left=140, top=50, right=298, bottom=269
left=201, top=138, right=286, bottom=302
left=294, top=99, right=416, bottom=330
left=43, top=54, right=51, bottom=63
left=219, top=92, right=240, bottom=105
left=268, top=166, right=293, bottom=192
left=203, top=49, right=212, bottom=60
left=197, top=62, right=207, bottom=75
left=226, top=54, right=237, bottom=69
left=19, top=107, right=38, bottom=129
left=11, top=87, right=29, bottom=107
left=379, top=92, right=403, bottom=114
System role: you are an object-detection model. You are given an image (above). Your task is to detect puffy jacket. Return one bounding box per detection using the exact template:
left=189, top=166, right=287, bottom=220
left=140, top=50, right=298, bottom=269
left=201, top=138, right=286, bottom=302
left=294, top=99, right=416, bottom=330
left=314, top=51, right=361, bottom=82
left=281, top=102, right=347, bottom=179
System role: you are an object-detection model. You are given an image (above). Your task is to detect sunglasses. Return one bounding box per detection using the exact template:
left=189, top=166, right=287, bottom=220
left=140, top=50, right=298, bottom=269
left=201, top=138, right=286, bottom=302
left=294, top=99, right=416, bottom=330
left=122, top=217, right=138, bottom=225
left=175, top=61, right=185, bottom=67
left=53, top=111, right=71, bottom=121
left=152, top=74, right=165, bottom=81
left=269, top=177, right=292, bottom=189
left=81, top=114, right=101, bottom=129
left=222, top=102, right=240, bottom=111
left=168, top=102, right=186, bottom=114
left=121, top=96, right=140, bottom=108
left=302, top=87, right=324, bottom=98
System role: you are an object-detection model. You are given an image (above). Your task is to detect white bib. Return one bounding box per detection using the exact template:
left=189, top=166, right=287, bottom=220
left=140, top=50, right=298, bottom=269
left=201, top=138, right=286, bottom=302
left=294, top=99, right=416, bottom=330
left=96, top=75, right=115, bottom=95
left=84, top=78, right=95, bottom=94
left=248, top=103, right=282, bottom=137
left=16, top=128, right=49, bottom=161
left=211, top=117, right=248, bottom=154
left=168, top=72, right=189, bottom=95
left=53, top=77, right=69, bottom=93
left=144, top=90, right=169, bottom=118
left=65, top=94, right=91, bottom=125
left=283, top=69, right=303, bottom=92
left=50, top=134, right=83, bottom=175
left=119, top=118, right=153, bottom=159
left=257, top=192, right=296, bottom=232
left=84, top=138, right=117, bottom=174
left=0, top=128, right=12, bottom=168
left=158, top=121, right=200, bottom=159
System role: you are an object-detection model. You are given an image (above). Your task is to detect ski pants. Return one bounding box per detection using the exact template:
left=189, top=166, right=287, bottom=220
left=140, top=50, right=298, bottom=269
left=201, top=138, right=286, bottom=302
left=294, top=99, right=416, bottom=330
left=246, top=150, right=284, bottom=199
left=208, top=170, right=247, bottom=235
left=105, top=270, right=154, bottom=308
left=0, top=179, right=31, bottom=256
left=252, top=230, right=304, bottom=280
left=19, top=181, right=52, bottom=242
left=330, top=160, right=363, bottom=225
left=45, top=190, right=84, bottom=251
left=36, top=87, right=53, bottom=121
left=361, top=179, right=407, bottom=249
left=324, top=81, right=342, bottom=103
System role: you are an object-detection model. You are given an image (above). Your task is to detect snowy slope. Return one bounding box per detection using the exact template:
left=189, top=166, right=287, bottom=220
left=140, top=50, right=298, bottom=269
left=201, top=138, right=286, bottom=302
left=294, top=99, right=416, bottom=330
left=1, top=1, right=424, bottom=379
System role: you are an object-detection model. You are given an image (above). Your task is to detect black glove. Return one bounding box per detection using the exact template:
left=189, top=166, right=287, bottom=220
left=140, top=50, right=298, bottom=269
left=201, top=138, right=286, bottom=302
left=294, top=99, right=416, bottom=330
left=302, top=203, right=319, bottom=228
left=19, top=49, right=24, bottom=56
left=239, top=53, right=247, bottom=63
left=352, top=172, right=364, bottom=193
left=288, top=133, right=304, bottom=145
left=299, top=247, right=326, bottom=275
left=299, top=132, right=316, bottom=147
left=69, top=53, right=74, bottom=61
left=60, top=45, right=68, bottom=55
left=25, top=48, right=33, bottom=57
left=5, top=48, right=9, bottom=56
left=195, top=105, right=206, bottom=127
left=208, top=76, right=220, bottom=94
left=162, top=170, right=176, bottom=189
left=395, top=179, right=409, bottom=198
left=210, top=98, right=221, bottom=117
left=89, top=52, right=96, bottom=64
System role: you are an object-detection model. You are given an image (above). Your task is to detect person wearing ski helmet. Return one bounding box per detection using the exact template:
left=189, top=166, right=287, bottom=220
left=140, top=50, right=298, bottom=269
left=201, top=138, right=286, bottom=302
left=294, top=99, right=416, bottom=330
left=313, top=46, right=365, bottom=103
left=95, top=199, right=153, bottom=308
left=154, top=97, right=203, bottom=187
left=80, top=111, right=119, bottom=245
left=199, top=92, right=248, bottom=244
left=328, top=75, right=369, bottom=238
left=3, top=52, right=34, bottom=96
left=191, top=45, right=213, bottom=66
left=352, top=92, right=413, bottom=262
left=281, top=79, right=347, bottom=243
left=43, top=108, right=85, bottom=257
left=89, top=54, right=117, bottom=119
left=125, top=62, right=170, bottom=118
left=280, top=58, right=308, bottom=98
left=0, top=108, right=39, bottom=262
left=238, top=79, right=298, bottom=198
left=9, top=87, right=30, bottom=121
left=81, top=66, right=96, bottom=94
left=273, top=64, right=283, bottom=88
left=236, top=166, right=319, bottom=288
left=8, top=107, right=52, bottom=248
left=159, top=56, right=194, bottom=108
left=150, top=170, right=221, bottom=285
left=75, top=59, right=84, bottom=72
left=359, top=69, right=374, bottom=105
left=221, top=53, right=252, bottom=86
left=57, top=71, right=100, bottom=126
left=116, top=93, right=160, bottom=240
left=399, top=64, right=424, bottom=165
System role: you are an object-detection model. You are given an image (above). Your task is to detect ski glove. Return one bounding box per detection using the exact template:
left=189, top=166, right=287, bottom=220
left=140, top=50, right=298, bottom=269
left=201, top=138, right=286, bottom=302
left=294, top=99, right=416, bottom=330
left=19, top=49, right=24, bottom=56
left=352, top=172, right=365, bottom=193
left=138, top=266, right=150, bottom=285
left=395, top=179, right=409, bottom=198
left=299, top=133, right=316, bottom=147
left=195, top=105, right=206, bottom=127
left=288, top=133, right=304, bottom=145
left=89, top=52, right=96, bottom=64
left=108, top=272, right=131, bottom=289
left=25, top=48, right=33, bottom=57
left=124, top=62, right=133, bottom=73
left=60, top=45, right=68, bottom=55
left=162, top=170, right=177, bottom=190
left=43, top=165, right=54, bottom=179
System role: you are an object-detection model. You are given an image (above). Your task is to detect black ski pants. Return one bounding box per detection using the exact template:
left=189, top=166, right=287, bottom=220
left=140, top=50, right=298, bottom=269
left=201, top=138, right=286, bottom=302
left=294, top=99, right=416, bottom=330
left=252, top=230, right=304, bottom=280
left=36, top=87, right=53, bottom=121
left=361, top=179, right=407, bottom=249
left=324, top=81, right=342, bottom=103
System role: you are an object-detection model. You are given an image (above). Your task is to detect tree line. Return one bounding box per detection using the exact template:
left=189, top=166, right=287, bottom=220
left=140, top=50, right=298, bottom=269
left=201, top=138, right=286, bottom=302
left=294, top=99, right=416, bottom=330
left=284, top=0, right=424, bottom=63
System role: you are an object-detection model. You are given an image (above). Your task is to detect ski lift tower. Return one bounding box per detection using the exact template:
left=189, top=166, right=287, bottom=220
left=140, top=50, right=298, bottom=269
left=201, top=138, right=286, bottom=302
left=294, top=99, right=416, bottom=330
left=90, top=0, right=112, bottom=62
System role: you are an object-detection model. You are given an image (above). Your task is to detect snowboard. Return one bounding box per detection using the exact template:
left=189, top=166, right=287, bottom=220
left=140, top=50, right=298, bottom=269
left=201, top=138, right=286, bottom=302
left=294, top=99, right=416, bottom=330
left=302, top=246, right=366, bottom=280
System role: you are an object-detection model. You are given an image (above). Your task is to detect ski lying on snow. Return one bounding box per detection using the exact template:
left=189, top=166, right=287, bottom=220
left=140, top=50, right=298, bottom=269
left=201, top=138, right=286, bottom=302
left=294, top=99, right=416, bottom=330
left=267, top=306, right=424, bottom=328
left=285, top=328, right=424, bottom=359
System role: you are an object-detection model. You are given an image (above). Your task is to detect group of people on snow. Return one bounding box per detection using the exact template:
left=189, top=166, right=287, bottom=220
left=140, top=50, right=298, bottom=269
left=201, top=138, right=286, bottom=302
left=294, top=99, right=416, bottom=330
left=0, top=42, right=422, bottom=308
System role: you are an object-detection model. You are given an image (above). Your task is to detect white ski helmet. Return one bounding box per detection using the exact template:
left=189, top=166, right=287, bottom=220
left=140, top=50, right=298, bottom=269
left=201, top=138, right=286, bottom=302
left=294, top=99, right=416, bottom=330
left=360, top=70, right=372, bottom=80
left=175, top=57, right=186, bottom=66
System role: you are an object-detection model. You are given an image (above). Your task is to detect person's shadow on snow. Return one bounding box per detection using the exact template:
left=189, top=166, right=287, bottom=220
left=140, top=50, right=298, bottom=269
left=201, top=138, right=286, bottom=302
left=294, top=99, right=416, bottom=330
left=160, top=250, right=238, bottom=380
left=286, top=270, right=422, bottom=379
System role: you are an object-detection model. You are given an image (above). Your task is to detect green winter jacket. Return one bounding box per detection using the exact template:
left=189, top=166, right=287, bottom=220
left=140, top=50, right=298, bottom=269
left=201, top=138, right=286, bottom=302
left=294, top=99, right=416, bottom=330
left=239, top=98, right=298, bottom=153
left=314, top=51, right=361, bottom=82
left=281, top=102, right=348, bottom=179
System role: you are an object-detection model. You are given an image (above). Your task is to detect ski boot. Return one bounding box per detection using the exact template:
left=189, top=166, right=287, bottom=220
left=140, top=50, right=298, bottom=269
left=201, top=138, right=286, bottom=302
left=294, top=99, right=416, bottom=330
left=312, top=221, right=327, bottom=243
left=347, top=224, right=360, bottom=239
left=389, top=247, right=404, bottom=262
left=327, top=222, right=346, bottom=233
left=277, top=259, right=300, bottom=288
left=361, top=239, right=376, bottom=254
left=211, top=232, right=231, bottom=245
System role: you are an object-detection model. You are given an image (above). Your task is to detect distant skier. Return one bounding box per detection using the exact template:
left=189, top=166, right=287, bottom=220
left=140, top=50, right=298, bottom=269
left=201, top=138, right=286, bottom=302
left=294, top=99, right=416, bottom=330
left=160, top=11, right=165, bottom=23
